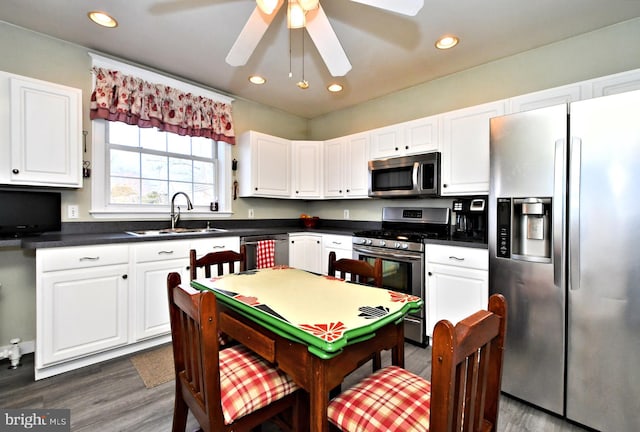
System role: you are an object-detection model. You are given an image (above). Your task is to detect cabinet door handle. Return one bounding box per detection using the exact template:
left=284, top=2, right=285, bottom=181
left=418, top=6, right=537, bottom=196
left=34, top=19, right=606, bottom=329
left=428, top=271, right=432, bottom=276
left=122, top=274, right=128, bottom=279
left=448, top=256, right=465, bottom=261
left=212, top=245, right=225, bottom=249
left=12, top=169, right=19, bottom=174
left=443, top=184, right=448, bottom=188
left=79, top=256, right=99, bottom=261
left=158, top=250, right=174, bottom=255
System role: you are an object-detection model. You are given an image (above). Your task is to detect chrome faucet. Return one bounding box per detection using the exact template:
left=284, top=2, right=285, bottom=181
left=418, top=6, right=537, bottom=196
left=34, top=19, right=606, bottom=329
left=170, top=192, right=193, bottom=229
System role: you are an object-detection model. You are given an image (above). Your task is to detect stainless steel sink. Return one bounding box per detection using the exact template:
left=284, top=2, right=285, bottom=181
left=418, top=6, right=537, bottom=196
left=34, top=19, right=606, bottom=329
left=126, top=227, right=228, bottom=237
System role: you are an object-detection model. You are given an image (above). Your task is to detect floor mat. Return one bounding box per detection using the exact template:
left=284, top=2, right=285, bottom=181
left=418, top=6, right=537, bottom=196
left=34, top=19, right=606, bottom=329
left=130, top=344, right=175, bottom=389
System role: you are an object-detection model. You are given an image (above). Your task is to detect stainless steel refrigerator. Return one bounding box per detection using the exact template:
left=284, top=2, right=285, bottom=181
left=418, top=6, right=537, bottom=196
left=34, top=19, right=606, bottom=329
left=489, top=89, right=640, bottom=431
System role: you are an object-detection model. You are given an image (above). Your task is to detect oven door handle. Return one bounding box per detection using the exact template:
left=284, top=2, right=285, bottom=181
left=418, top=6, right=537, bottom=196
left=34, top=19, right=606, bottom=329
left=353, top=246, right=422, bottom=261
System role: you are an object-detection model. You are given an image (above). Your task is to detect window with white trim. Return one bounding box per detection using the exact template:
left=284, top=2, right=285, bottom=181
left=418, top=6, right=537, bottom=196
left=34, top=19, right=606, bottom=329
left=91, top=119, right=232, bottom=219
left=89, top=53, right=233, bottom=219
left=107, top=121, right=217, bottom=206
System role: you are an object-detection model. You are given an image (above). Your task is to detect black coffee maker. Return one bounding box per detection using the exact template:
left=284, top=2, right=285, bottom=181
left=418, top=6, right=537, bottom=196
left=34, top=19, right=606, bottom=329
left=452, top=197, right=487, bottom=242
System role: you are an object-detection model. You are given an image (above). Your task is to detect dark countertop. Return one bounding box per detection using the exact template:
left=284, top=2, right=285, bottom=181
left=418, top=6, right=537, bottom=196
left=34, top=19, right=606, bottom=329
left=3, top=219, right=487, bottom=250
left=12, top=219, right=370, bottom=249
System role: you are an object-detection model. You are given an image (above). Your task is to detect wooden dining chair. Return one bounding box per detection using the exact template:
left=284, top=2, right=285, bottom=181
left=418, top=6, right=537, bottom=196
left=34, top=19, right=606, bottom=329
left=328, top=294, right=507, bottom=432
left=167, top=272, right=302, bottom=432
left=328, top=251, right=384, bottom=371
left=189, top=245, right=246, bottom=280
left=328, top=251, right=383, bottom=287
left=190, top=247, right=247, bottom=347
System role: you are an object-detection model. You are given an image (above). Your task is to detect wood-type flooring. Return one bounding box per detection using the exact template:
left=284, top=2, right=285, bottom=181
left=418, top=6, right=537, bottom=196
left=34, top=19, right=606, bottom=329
left=0, top=343, right=591, bottom=431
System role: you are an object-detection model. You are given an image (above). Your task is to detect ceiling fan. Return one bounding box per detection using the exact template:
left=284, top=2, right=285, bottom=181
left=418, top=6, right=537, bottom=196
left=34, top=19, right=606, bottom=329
left=226, top=0, right=424, bottom=77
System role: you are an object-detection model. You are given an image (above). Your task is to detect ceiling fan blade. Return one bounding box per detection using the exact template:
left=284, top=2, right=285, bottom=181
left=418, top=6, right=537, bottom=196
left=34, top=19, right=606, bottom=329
left=349, top=0, right=424, bottom=16
left=305, top=5, right=352, bottom=77
left=226, top=1, right=284, bottom=67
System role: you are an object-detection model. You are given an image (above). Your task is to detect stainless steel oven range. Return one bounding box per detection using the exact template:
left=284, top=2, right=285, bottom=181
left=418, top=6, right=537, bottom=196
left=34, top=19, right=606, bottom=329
left=353, top=207, right=451, bottom=345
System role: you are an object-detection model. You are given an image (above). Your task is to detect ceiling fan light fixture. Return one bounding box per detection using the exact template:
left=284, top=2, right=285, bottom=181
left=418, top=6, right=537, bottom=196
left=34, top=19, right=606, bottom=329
left=435, top=35, right=459, bottom=50
left=287, top=1, right=306, bottom=29
left=327, top=83, right=343, bottom=92
left=298, top=0, right=319, bottom=11
left=297, top=80, right=310, bottom=89
left=88, top=11, right=118, bottom=28
left=248, top=75, right=266, bottom=85
left=256, top=0, right=279, bottom=15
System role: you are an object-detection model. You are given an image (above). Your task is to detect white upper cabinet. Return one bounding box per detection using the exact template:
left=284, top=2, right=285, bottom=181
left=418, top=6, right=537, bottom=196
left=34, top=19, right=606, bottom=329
left=440, top=100, right=505, bottom=196
left=0, top=72, right=82, bottom=187
left=324, top=132, right=369, bottom=199
left=590, top=68, right=640, bottom=97
left=403, top=116, right=439, bottom=155
left=369, top=124, right=401, bottom=159
left=507, top=83, right=591, bottom=114
left=369, top=116, right=439, bottom=159
left=292, top=140, right=323, bottom=199
left=238, top=131, right=291, bottom=198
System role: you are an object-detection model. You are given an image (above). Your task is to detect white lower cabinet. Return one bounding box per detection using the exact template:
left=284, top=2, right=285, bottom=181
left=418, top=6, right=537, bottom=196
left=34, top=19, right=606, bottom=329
left=321, top=234, right=353, bottom=275
left=36, top=245, right=130, bottom=375
left=35, top=236, right=240, bottom=379
left=289, top=233, right=323, bottom=273
left=425, top=245, right=488, bottom=338
left=133, top=240, right=191, bottom=341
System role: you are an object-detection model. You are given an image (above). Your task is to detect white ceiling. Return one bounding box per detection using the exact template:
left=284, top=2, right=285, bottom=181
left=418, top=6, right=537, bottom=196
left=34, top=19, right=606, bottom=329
left=2, top=0, right=640, bottom=119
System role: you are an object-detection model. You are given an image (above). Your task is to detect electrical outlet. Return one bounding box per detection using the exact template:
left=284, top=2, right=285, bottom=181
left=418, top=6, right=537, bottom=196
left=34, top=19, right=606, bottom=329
left=248, top=208, right=254, bottom=218
left=344, top=209, right=350, bottom=219
left=68, top=205, right=79, bottom=219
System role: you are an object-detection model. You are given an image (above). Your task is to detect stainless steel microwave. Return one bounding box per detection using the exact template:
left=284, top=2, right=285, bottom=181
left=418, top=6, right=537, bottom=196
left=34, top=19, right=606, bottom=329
left=368, top=152, right=441, bottom=198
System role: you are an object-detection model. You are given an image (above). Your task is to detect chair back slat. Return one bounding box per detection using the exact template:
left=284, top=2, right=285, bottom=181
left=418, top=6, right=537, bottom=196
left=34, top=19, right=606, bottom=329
left=328, top=251, right=383, bottom=287
left=189, top=246, right=246, bottom=281
left=430, top=294, right=507, bottom=432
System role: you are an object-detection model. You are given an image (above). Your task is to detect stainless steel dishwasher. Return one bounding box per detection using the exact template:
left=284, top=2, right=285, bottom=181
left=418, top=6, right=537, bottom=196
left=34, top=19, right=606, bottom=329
left=240, top=234, right=289, bottom=269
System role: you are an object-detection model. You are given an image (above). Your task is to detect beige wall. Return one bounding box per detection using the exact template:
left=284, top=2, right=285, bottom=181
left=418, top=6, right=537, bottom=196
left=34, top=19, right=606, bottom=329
left=309, top=18, right=640, bottom=140
left=1, top=17, right=640, bottom=346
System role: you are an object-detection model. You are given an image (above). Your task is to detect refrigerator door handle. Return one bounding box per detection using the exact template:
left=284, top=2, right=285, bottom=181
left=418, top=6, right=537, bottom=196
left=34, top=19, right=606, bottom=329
left=568, top=137, right=581, bottom=291
left=553, top=139, right=566, bottom=289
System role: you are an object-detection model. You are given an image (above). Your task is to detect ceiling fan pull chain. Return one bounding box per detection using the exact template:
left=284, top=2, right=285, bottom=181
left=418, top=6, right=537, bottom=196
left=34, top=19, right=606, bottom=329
left=297, top=28, right=309, bottom=89
left=288, top=26, right=293, bottom=78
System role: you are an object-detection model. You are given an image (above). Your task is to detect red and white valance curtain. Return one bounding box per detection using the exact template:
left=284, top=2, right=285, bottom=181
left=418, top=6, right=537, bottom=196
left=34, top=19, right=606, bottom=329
left=90, top=67, right=235, bottom=144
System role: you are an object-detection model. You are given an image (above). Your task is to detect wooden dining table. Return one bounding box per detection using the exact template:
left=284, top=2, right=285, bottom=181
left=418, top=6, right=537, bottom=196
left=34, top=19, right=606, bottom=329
left=191, top=266, right=423, bottom=432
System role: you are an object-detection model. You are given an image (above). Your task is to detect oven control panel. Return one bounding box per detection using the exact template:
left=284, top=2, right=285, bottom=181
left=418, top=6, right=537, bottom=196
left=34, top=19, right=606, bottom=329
left=352, top=237, right=424, bottom=252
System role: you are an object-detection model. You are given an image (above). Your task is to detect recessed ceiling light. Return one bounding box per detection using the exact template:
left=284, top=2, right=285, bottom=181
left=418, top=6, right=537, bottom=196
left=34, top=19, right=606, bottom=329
left=88, top=11, right=118, bottom=28
left=435, top=35, right=459, bottom=50
left=248, top=75, right=266, bottom=85
left=327, top=83, right=343, bottom=93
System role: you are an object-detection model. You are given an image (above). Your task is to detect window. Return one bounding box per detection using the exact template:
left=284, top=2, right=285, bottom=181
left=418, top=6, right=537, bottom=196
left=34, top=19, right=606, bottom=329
left=91, top=119, right=232, bottom=218
left=108, top=121, right=217, bottom=206
left=89, top=53, right=233, bottom=219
